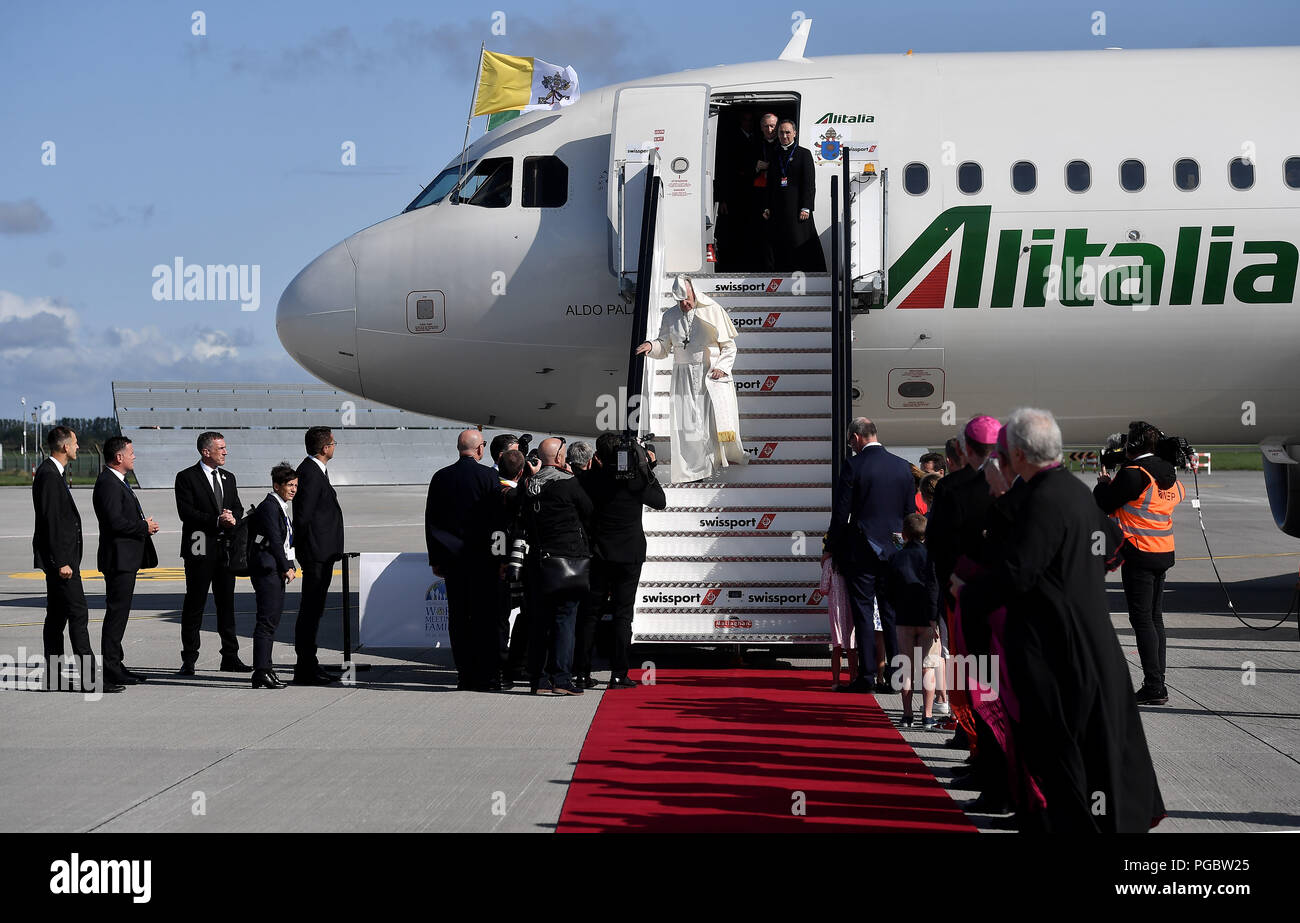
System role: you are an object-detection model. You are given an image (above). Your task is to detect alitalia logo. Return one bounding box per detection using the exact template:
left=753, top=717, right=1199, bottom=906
left=888, top=206, right=1297, bottom=309
left=815, top=112, right=875, bottom=124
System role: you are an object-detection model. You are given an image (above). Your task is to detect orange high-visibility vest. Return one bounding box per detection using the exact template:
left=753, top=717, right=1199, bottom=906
left=1114, top=465, right=1185, bottom=553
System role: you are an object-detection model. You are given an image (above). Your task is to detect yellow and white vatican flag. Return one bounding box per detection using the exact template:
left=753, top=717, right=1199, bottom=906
left=472, top=51, right=580, bottom=117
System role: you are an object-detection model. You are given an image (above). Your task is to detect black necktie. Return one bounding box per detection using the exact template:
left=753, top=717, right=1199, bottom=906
left=124, top=477, right=144, bottom=518
left=212, top=469, right=223, bottom=509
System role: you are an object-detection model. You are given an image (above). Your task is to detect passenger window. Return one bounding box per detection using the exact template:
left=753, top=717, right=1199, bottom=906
left=957, top=161, right=982, bottom=194
left=456, top=157, right=513, bottom=207
left=1229, top=157, right=1254, bottom=190
left=1011, top=161, right=1036, bottom=193
left=1120, top=159, right=1145, bottom=191
left=523, top=156, right=569, bottom=208
left=1284, top=156, right=1300, bottom=190
left=1174, top=158, right=1199, bottom=191
left=904, top=162, right=929, bottom=195
left=1066, top=160, right=1090, bottom=193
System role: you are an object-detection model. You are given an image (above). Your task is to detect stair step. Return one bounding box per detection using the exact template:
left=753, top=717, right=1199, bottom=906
left=732, top=352, right=831, bottom=371
left=659, top=485, right=830, bottom=507
left=653, top=372, right=829, bottom=394
left=717, top=295, right=835, bottom=308
left=639, top=558, right=823, bottom=583
left=645, top=414, right=829, bottom=439
left=653, top=461, right=831, bottom=486
left=727, top=310, right=831, bottom=331
left=638, top=584, right=824, bottom=609
left=646, top=534, right=825, bottom=557
left=644, top=509, right=830, bottom=532
left=669, top=273, right=833, bottom=297
left=632, top=611, right=831, bottom=642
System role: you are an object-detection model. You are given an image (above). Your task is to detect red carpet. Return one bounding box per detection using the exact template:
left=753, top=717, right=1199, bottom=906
left=558, top=669, right=977, bottom=832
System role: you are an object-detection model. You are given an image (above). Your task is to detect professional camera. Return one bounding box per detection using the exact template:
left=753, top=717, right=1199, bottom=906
left=517, top=433, right=535, bottom=463
left=1099, top=425, right=1196, bottom=471
left=614, top=431, right=657, bottom=481
left=505, top=535, right=529, bottom=582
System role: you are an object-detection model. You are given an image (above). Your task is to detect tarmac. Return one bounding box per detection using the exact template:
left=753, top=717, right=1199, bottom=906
left=0, top=471, right=1296, bottom=833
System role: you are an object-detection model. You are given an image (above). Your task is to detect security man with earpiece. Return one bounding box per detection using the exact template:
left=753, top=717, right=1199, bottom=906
left=1093, top=421, right=1186, bottom=706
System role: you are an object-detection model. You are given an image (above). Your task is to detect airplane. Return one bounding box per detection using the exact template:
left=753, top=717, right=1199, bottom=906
left=277, top=24, right=1300, bottom=541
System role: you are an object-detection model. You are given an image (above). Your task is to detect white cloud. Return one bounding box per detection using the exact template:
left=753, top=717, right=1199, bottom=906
left=0, top=290, right=306, bottom=416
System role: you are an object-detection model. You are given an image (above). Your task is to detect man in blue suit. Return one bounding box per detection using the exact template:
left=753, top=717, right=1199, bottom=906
left=828, top=418, right=916, bottom=693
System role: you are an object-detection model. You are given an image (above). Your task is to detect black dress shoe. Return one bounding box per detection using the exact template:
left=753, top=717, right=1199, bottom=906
left=252, top=669, right=287, bottom=689
left=1135, top=685, right=1169, bottom=706
left=220, top=657, right=253, bottom=673
left=606, top=676, right=639, bottom=690
left=177, top=663, right=196, bottom=676
left=962, top=793, right=1013, bottom=815
left=575, top=674, right=601, bottom=689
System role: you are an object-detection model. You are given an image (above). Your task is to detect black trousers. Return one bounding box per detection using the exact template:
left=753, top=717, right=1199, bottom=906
left=1121, top=562, right=1169, bottom=689
left=295, top=559, right=333, bottom=669
left=578, top=559, right=642, bottom=679
left=845, top=561, right=898, bottom=678
left=772, top=232, right=826, bottom=273
left=251, top=570, right=285, bottom=670
left=43, top=570, right=93, bottom=673
left=443, top=562, right=500, bottom=686
left=181, top=556, right=238, bottom=662
left=101, top=568, right=138, bottom=678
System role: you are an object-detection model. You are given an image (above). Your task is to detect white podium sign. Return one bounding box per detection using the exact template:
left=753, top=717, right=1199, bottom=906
left=358, top=552, right=449, bottom=648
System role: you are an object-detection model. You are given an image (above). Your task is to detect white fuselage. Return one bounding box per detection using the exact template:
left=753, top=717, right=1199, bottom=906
left=277, top=46, right=1300, bottom=447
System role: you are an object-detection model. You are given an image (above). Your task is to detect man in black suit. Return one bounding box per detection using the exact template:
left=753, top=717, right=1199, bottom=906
left=175, top=430, right=248, bottom=674
left=292, top=426, right=344, bottom=685
left=247, top=463, right=300, bottom=690
left=32, top=426, right=118, bottom=692
left=573, top=433, right=667, bottom=689
left=762, top=120, right=826, bottom=273
left=426, top=429, right=502, bottom=690
left=828, top=417, right=916, bottom=693
left=93, top=436, right=160, bottom=686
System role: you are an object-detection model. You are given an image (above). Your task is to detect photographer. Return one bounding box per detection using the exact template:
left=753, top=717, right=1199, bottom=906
left=521, top=437, right=593, bottom=696
left=1093, top=421, right=1187, bottom=706
left=573, top=433, right=667, bottom=689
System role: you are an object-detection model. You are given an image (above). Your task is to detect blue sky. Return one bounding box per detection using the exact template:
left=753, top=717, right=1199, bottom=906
left=3, top=0, right=1298, bottom=417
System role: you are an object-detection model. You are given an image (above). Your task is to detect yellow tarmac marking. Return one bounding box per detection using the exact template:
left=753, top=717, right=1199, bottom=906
left=6, top=567, right=343, bottom=581
left=0, top=604, right=350, bottom=630
left=1179, top=552, right=1300, bottom=561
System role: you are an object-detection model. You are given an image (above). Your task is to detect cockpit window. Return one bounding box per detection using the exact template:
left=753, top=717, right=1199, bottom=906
left=456, top=157, right=513, bottom=207
left=523, top=156, right=568, bottom=207
left=404, top=165, right=464, bottom=212
left=403, top=157, right=514, bottom=212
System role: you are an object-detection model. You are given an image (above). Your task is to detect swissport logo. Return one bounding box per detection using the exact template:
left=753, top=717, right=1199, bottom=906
left=759, top=442, right=778, bottom=458
left=762, top=376, right=780, bottom=391
left=714, top=278, right=783, bottom=293
left=764, top=312, right=781, bottom=327
left=807, top=589, right=826, bottom=605
left=756, top=513, right=776, bottom=530
left=766, top=278, right=782, bottom=293
left=702, top=588, right=721, bottom=606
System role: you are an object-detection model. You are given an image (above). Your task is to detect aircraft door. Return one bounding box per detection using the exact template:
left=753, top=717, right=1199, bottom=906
left=846, top=144, right=886, bottom=305
left=609, top=83, right=711, bottom=283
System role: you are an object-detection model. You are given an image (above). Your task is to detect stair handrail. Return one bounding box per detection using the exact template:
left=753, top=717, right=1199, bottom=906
left=840, top=152, right=853, bottom=454
left=830, top=174, right=844, bottom=484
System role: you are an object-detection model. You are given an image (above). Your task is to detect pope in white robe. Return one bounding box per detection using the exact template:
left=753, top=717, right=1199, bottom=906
left=636, top=275, right=747, bottom=483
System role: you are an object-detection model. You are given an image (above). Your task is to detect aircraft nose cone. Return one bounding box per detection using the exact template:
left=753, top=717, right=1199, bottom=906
left=277, top=241, right=361, bottom=392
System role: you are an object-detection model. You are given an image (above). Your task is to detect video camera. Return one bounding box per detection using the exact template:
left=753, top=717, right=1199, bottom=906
left=615, top=431, right=657, bottom=481
left=1099, top=425, right=1195, bottom=471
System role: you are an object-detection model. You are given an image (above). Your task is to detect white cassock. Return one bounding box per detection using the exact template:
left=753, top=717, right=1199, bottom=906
left=648, top=294, right=747, bottom=483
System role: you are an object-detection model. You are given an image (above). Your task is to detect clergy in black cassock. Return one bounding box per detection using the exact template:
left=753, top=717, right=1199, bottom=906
left=961, top=408, right=1165, bottom=832
left=762, top=120, right=827, bottom=273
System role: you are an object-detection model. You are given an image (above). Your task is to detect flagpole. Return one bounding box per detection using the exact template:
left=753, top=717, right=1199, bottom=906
left=456, top=41, right=486, bottom=200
